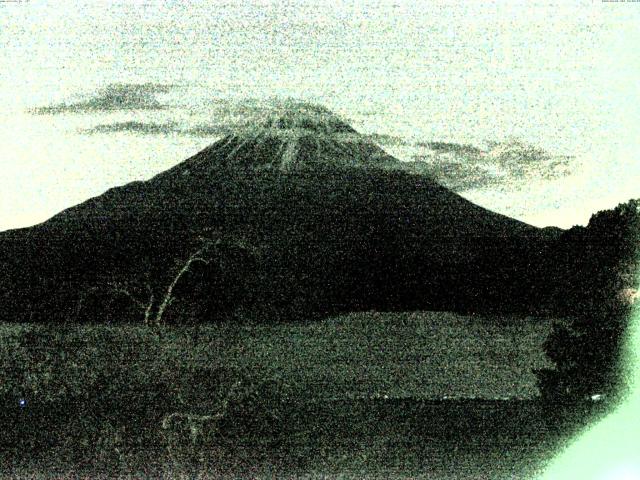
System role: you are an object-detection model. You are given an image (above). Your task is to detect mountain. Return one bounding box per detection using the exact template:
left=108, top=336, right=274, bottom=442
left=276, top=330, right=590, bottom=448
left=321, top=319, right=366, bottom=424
left=161, top=103, right=399, bottom=173
left=0, top=103, right=563, bottom=324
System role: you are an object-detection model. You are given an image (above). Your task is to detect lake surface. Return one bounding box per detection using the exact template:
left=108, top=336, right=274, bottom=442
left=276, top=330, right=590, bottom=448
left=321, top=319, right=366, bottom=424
left=232, top=311, right=556, bottom=400
left=7, top=398, right=608, bottom=479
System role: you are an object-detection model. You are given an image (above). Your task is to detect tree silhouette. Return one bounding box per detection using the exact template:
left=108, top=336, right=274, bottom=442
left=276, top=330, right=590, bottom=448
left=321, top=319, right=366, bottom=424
left=75, top=233, right=257, bottom=325
left=536, top=199, right=639, bottom=401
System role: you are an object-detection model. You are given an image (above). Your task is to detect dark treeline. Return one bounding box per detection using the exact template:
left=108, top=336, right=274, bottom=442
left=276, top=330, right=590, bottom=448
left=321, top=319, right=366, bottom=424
left=535, top=199, right=639, bottom=401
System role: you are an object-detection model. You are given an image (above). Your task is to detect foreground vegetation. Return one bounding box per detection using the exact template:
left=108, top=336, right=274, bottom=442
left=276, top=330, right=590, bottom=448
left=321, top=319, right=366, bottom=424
left=536, top=199, right=640, bottom=401
left=5, top=397, right=607, bottom=479
left=0, top=321, right=287, bottom=476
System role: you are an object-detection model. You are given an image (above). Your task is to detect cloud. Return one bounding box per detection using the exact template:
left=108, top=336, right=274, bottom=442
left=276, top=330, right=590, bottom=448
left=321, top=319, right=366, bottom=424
left=184, top=124, right=234, bottom=137
left=418, top=141, right=483, bottom=157
left=410, top=139, right=573, bottom=191
left=79, top=98, right=354, bottom=137
left=82, top=121, right=177, bottom=135
left=31, top=83, right=174, bottom=114
left=364, top=133, right=414, bottom=147
left=39, top=91, right=573, bottom=192
left=81, top=121, right=233, bottom=138
left=402, top=160, right=501, bottom=192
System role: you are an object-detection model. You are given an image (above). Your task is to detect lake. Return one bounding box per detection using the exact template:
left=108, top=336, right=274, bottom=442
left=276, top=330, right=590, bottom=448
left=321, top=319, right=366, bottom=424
left=6, top=397, right=610, bottom=479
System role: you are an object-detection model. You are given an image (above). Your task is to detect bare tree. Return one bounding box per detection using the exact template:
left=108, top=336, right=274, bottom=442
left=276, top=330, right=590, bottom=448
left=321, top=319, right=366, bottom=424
left=105, top=280, right=155, bottom=325
left=76, top=236, right=230, bottom=326
left=154, top=238, right=213, bottom=325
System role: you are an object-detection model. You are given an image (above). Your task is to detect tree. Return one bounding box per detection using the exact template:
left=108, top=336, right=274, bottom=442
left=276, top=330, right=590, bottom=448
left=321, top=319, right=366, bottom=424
left=76, top=233, right=258, bottom=325
left=536, top=199, right=639, bottom=401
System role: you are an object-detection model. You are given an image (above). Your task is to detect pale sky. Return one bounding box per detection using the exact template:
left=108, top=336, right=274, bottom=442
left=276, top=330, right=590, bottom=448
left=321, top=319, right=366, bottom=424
left=0, top=1, right=638, bottom=231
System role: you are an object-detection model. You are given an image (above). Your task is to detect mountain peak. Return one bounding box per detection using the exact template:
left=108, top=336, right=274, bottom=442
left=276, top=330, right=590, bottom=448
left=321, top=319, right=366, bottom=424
left=255, top=102, right=357, bottom=135
left=171, top=101, right=399, bottom=173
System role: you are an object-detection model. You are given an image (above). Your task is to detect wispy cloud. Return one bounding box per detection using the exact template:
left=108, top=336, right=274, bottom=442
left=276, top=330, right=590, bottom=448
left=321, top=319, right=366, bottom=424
left=184, top=124, right=234, bottom=137
left=82, top=121, right=177, bottom=135
left=36, top=90, right=573, bottom=191
left=31, top=83, right=174, bottom=114
left=411, top=139, right=573, bottom=191
left=364, top=133, right=415, bottom=147
left=81, top=121, right=233, bottom=137
left=79, top=98, right=350, bottom=138
left=418, top=141, right=483, bottom=157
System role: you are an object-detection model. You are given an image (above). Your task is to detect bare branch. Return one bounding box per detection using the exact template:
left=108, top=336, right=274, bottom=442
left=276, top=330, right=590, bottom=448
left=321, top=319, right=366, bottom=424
left=106, top=281, right=147, bottom=310
left=155, top=240, right=214, bottom=325
left=144, top=291, right=155, bottom=326
left=74, top=235, right=240, bottom=325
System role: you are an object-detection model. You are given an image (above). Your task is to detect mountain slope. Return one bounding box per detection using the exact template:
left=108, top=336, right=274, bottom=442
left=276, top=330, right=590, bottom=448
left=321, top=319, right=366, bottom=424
left=0, top=103, right=560, bottom=324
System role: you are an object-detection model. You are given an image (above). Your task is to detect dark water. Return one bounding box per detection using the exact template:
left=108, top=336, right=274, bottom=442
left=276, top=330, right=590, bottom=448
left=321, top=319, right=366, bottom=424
left=262, top=398, right=603, bottom=479
left=5, top=398, right=611, bottom=479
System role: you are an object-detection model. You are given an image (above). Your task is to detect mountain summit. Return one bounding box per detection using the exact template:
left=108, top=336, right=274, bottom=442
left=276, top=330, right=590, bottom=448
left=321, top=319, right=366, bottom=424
left=254, top=102, right=356, bottom=134
left=167, top=102, right=399, bottom=175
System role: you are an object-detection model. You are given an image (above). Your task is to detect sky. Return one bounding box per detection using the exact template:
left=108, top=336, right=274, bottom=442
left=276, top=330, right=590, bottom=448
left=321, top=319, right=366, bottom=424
left=0, top=0, right=638, bottom=231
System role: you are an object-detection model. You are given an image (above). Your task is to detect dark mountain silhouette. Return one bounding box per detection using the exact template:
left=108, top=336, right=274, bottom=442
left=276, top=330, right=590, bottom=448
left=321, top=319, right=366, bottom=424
left=0, top=103, right=583, bottom=324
